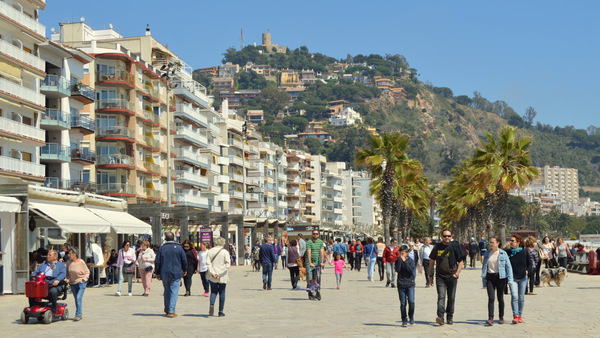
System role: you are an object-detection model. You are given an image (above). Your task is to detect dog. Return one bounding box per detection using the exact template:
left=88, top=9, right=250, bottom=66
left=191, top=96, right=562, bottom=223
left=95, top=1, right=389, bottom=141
left=298, top=266, right=306, bottom=281
left=540, top=267, right=567, bottom=287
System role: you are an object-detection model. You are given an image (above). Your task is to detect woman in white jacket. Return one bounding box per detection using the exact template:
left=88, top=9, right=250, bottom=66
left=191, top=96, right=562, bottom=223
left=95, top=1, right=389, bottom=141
left=197, top=242, right=210, bottom=297
left=206, top=237, right=231, bottom=317
left=137, top=240, right=155, bottom=296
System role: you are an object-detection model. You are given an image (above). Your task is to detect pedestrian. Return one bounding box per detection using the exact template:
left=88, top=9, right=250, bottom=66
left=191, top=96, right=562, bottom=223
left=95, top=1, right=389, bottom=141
left=364, top=237, right=377, bottom=281
left=330, top=253, right=348, bottom=289
left=306, top=229, right=326, bottom=298
left=206, top=237, right=230, bottom=317
left=137, top=240, right=155, bottom=297
left=155, top=231, right=187, bottom=318
left=481, top=236, right=513, bottom=326
left=326, top=239, right=334, bottom=263
left=65, top=247, right=89, bottom=322
left=376, top=237, right=386, bottom=281
left=418, top=237, right=433, bottom=288
left=281, top=240, right=288, bottom=269
left=479, top=236, right=488, bottom=263
left=106, top=249, right=118, bottom=284
left=348, top=239, right=356, bottom=270
left=468, top=237, right=480, bottom=268
left=383, top=239, right=400, bottom=287
left=229, top=242, right=237, bottom=266
left=260, top=237, right=277, bottom=290
left=541, top=236, right=555, bottom=268
left=197, top=242, right=210, bottom=297
left=244, top=245, right=251, bottom=266
left=428, top=229, right=466, bottom=326
left=525, top=236, right=539, bottom=295
left=115, top=240, right=135, bottom=297
left=297, top=234, right=306, bottom=258
left=554, top=237, right=572, bottom=268
left=507, top=234, right=532, bottom=324
left=273, top=238, right=282, bottom=269
left=182, top=240, right=198, bottom=297
left=354, top=239, right=363, bottom=272
left=252, top=243, right=261, bottom=272
left=333, top=238, right=347, bottom=265
left=395, top=244, right=416, bottom=327
left=287, top=239, right=301, bottom=289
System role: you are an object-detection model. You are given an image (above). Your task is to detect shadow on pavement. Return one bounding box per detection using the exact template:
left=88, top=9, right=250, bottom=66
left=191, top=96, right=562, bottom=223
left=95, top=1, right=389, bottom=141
left=576, top=287, right=600, bottom=289
left=182, top=314, right=210, bottom=318
left=363, top=323, right=403, bottom=327
left=131, top=313, right=169, bottom=317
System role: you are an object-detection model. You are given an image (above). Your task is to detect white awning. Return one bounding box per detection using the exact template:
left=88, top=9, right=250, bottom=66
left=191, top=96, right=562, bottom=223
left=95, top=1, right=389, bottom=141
left=87, top=207, right=152, bottom=235
left=29, top=201, right=112, bottom=233
left=0, top=196, right=21, bottom=213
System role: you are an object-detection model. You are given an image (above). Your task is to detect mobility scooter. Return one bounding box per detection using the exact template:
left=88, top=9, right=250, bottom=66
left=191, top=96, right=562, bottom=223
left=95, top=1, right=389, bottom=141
left=21, top=274, right=69, bottom=324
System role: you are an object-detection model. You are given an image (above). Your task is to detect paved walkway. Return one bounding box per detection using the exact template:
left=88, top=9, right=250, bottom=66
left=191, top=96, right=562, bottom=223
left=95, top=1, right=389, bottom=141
left=2, top=263, right=599, bottom=337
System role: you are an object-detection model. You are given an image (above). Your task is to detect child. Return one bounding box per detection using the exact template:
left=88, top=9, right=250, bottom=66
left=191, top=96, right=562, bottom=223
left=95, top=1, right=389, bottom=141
left=330, top=253, right=349, bottom=289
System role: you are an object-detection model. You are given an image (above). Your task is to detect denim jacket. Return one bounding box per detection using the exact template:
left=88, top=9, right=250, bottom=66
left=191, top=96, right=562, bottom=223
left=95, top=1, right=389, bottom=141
left=481, top=249, right=514, bottom=284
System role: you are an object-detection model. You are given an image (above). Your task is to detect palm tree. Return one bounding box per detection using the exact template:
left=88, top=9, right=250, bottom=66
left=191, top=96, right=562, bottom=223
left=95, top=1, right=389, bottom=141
left=356, top=132, right=411, bottom=244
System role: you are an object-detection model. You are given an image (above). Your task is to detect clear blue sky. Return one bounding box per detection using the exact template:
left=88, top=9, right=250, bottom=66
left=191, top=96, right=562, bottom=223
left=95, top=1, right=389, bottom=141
left=42, top=0, right=598, bottom=130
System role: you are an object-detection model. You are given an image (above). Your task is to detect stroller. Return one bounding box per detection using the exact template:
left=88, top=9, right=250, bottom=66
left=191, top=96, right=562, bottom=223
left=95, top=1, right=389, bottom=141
left=21, top=274, right=69, bottom=324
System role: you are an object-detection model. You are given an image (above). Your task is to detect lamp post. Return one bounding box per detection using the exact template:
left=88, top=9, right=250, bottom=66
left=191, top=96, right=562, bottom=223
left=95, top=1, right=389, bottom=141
left=160, top=62, right=178, bottom=206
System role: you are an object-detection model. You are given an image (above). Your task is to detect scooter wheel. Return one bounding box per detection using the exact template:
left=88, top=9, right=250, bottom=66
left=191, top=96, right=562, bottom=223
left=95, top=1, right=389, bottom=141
left=43, top=311, right=52, bottom=324
left=316, top=292, right=321, bottom=301
left=20, top=311, right=28, bottom=324
left=62, top=308, right=69, bottom=321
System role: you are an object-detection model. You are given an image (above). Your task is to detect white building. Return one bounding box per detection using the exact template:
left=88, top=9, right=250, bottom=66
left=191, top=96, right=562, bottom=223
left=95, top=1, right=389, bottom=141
left=329, top=107, right=362, bottom=126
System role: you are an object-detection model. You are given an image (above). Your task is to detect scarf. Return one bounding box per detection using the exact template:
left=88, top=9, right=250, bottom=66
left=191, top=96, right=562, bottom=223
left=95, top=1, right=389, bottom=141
left=507, top=247, right=523, bottom=257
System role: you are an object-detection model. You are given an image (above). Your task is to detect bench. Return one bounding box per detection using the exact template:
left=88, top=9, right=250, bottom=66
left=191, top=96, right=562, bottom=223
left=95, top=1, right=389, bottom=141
left=567, top=251, right=589, bottom=273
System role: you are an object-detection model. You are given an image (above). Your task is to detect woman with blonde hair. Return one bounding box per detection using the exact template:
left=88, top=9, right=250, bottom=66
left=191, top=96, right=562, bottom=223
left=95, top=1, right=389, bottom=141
left=554, top=237, right=572, bottom=268
left=206, top=237, right=230, bottom=317
left=66, top=247, right=89, bottom=321
left=137, top=240, right=155, bottom=296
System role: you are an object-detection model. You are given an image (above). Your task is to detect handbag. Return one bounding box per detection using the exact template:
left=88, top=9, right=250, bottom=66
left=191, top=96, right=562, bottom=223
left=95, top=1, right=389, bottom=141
left=145, top=266, right=153, bottom=272
left=122, top=250, right=135, bottom=274
left=291, top=246, right=303, bottom=267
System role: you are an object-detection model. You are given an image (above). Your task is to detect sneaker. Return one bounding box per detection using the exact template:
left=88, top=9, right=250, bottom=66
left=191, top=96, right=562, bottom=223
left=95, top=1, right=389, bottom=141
left=529, top=292, right=536, bottom=295
left=73, top=315, right=82, bottom=322
left=141, top=293, right=146, bottom=296
left=166, top=313, right=177, bottom=318
left=512, top=316, right=518, bottom=324
left=218, top=312, right=225, bottom=317
left=391, top=284, right=396, bottom=288
left=263, top=282, right=266, bottom=290
left=425, top=285, right=430, bottom=288
left=409, top=319, right=415, bottom=325
left=385, top=281, right=390, bottom=287
left=209, top=305, right=214, bottom=316
left=436, top=317, right=444, bottom=325
left=401, top=322, right=408, bottom=327
left=143, top=293, right=149, bottom=297
left=486, top=317, right=494, bottom=326
left=115, top=291, right=121, bottom=296
left=128, top=293, right=132, bottom=296
left=499, top=317, right=504, bottom=324
left=446, top=319, right=454, bottom=325
left=336, top=286, right=340, bottom=289
left=203, top=292, right=209, bottom=297
left=517, top=316, right=523, bottom=323
left=267, top=287, right=272, bottom=290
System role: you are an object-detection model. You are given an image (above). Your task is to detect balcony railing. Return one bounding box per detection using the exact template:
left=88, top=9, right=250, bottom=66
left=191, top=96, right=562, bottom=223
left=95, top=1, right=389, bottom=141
left=96, top=99, right=135, bottom=114
left=41, top=109, right=70, bottom=129
left=71, top=147, right=96, bottom=162
left=145, top=136, right=160, bottom=149
left=0, top=116, right=45, bottom=142
left=96, top=154, right=134, bottom=167
left=145, top=188, right=161, bottom=200
left=0, top=1, right=45, bottom=36
left=96, top=126, right=134, bottom=139
left=176, top=148, right=209, bottom=166
left=0, top=39, right=44, bottom=71
left=71, top=83, right=95, bottom=102
left=96, top=70, right=134, bottom=86
left=176, top=193, right=208, bottom=207
left=41, top=143, right=71, bottom=162
left=44, top=178, right=96, bottom=192
left=97, top=183, right=136, bottom=196
left=0, top=155, right=44, bottom=178
left=175, top=104, right=208, bottom=126
left=71, top=114, right=96, bottom=131
left=143, top=111, right=159, bottom=125
left=41, top=75, right=70, bottom=96
left=0, top=77, right=44, bottom=107
left=175, top=126, right=207, bottom=146
left=144, top=161, right=160, bottom=174
left=176, top=170, right=208, bottom=186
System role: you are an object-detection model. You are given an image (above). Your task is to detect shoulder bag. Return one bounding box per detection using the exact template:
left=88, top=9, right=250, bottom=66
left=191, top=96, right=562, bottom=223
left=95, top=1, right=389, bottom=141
left=122, top=250, right=135, bottom=274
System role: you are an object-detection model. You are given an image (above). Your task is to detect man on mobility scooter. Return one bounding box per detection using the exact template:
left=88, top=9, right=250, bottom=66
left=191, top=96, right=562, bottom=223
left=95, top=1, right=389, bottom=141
left=22, top=250, right=69, bottom=324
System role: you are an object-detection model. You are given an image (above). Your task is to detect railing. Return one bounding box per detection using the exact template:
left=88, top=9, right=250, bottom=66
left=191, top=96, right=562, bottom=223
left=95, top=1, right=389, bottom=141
left=176, top=148, right=209, bottom=166
left=96, top=126, right=134, bottom=139
left=0, top=1, right=45, bottom=36
left=176, top=170, right=208, bottom=186
left=145, top=188, right=161, bottom=200
left=229, top=190, right=243, bottom=199
left=97, top=183, right=136, bottom=195
left=145, top=136, right=160, bottom=149
left=96, top=98, right=135, bottom=113
left=71, top=83, right=95, bottom=101
left=96, top=70, right=134, bottom=85
left=206, top=143, right=220, bottom=154
left=0, top=155, right=44, bottom=177
left=175, top=126, right=207, bottom=146
left=228, top=155, right=244, bottom=166
left=71, top=147, right=96, bottom=162
left=41, top=75, right=70, bottom=96
left=144, top=84, right=159, bottom=99
left=96, top=154, right=134, bottom=166
left=228, top=138, right=243, bottom=149
left=229, top=173, right=243, bottom=182
left=143, top=111, right=159, bottom=125
left=0, top=116, right=44, bottom=143
left=71, top=114, right=96, bottom=131
left=175, top=104, right=208, bottom=126
left=172, top=79, right=209, bottom=107
left=176, top=193, right=208, bottom=206
left=41, top=143, right=71, bottom=161
left=0, top=39, right=44, bottom=71
left=144, top=161, right=160, bottom=174
left=41, top=109, right=70, bottom=128
left=0, top=77, right=45, bottom=107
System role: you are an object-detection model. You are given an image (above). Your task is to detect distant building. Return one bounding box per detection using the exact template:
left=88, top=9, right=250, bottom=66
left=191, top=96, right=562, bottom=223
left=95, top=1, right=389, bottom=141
left=390, top=87, right=408, bottom=103
left=244, top=62, right=271, bottom=76
left=537, top=165, right=579, bottom=203
left=280, top=69, right=300, bottom=86
left=218, top=62, right=239, bottom=78
left=284, top=86, right=305, bottom=101
left=298, top=122, right=332, bottom=144
left=197, top=67, right=218, bottom=77
left=301, top=69, right=317, bottom=83
left=247, top=110, right=264, bottom=124
left=330, top=107, right=362, bottom=126
left=261, top=32, right=287, bottom=53
left=325, top=100, right=347, bottom=118
left=213, top=77, right=235, bottom=92
left=220, top=89, right=262, bottom=107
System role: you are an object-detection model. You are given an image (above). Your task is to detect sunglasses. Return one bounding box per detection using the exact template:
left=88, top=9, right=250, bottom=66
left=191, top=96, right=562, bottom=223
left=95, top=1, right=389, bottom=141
left=442, top=235, right=452, bottom=238
left=312, top=233, right=319, bottom=235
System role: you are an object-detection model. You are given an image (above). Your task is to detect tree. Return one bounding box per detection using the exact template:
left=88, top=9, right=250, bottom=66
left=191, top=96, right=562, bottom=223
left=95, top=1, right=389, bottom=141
left=523, top=106, right=537, bottom=127
left=303, top=137, right=322, bottom=154
left=282, top=116, right=309, bottom=132
left=259, top=87, right=290, bottom=115
left=236, top=70, right=268, bottom=90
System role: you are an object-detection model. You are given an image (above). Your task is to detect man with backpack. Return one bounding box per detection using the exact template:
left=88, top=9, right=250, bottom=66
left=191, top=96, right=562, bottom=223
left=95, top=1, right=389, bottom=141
left=468, top=237, right=479, bottom=268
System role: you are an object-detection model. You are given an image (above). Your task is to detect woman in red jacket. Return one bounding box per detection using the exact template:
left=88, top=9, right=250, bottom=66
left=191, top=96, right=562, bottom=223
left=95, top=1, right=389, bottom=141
left=383, top=239, right=400, bottom=287
left=354, top=240, right=364, bottom=272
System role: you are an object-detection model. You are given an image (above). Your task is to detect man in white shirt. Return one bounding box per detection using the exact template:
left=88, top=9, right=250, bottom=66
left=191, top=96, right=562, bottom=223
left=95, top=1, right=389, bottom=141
left=418, top=237, right=433, bottom=288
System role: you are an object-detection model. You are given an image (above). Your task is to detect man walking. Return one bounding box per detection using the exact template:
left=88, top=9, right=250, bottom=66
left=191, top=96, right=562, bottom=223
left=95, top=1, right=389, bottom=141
left=383, top=239, right=400, bottom=287
left=306, top=229, right=326, bottom=298
left=155, top=232, right=187, bottom=318
left=428, top=230, right=466, bottom=325
left=479, top=236, right=488, bottom=263
left=259, top=237, right=277, bottom=290
left=332, top=238, right=347, bottom=261
left=468, top=237, right=480, bottom=268
left=418, top=237, right=433, bottom=288
left=273, top=238, right=282, bottom=269
left=348, top=239, right=356, bottom=270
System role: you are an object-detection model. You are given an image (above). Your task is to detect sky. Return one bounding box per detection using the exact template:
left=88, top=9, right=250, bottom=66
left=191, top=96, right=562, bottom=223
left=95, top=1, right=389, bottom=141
left=41, top=0, right=599, bottom=130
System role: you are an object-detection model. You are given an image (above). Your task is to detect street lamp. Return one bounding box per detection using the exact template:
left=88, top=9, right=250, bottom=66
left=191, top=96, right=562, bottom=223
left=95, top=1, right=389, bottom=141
left=160, top=62, right=178, bottom=206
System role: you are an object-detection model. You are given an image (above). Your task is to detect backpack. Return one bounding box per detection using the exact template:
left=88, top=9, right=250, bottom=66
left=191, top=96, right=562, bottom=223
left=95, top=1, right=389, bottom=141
left=253, top=248, right=260, bottom=260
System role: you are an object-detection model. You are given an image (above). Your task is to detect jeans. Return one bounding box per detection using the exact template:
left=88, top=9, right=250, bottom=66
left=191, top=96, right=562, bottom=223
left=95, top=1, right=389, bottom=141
left=422, top=260, right=430, bottom=286
left=274, top=254, right=280, bottom=267
left=161, top=278, right=181, bottom=314
left=510, top=276, right=527, bottom=316
left=528, top=265, right=537, bottom=293
left=183, top=267, right=194, bottom=293
left=117, top=267, right=133, bottom=293
left=377, top=257, right=385, bottom=280
left=347, top=252, right=354, bottom=270
left=485, top=273, right=507, bottom=318
left=367, top=256, right=376, bottom=279
left=469, top=254, right=477, bottom=268
left=558, top=257, right=568, bottom=268
left=262, top=262, right=273, bottom=288
left=386, top=262, right=397, bottom=285
left=436, top=276, right=458, bottom=320
left=69, top=282, right=86, bottom=317
left=209, top=281, right=226, bottom=313
left=335, top=273, right=343, bottom=287
left=398, top=286, right=415, bottom=323
left=200, top=271, right=209, bottom=293
left=288, top=266, right=299, bottom=288
left=281, top=256, right=287, bottom=269
left=355, top=253, right=362, bottom=271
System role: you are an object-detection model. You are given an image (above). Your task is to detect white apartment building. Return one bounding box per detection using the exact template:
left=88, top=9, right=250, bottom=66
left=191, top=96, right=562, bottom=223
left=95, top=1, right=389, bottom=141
left=537, top=165, right=579, bottom=203
left=322, top=162, right=345, bottom=229
left=329, top=107, right=362, bottom=126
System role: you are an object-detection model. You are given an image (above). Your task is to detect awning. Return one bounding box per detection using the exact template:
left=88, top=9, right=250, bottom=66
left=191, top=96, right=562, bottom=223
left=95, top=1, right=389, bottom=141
left=29, top=201, right=112, bottom=233
left=87, top=207, right=152, bottom=235
left=0, top=196, right=21, bottom=213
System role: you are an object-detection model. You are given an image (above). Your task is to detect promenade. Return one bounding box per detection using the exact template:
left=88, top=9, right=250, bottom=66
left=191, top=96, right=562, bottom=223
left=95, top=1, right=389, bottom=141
left=2, top=263, right=599, bottom=337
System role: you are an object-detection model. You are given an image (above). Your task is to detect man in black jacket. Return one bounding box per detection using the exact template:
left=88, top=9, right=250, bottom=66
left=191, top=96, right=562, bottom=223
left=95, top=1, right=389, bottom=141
left=155, top=232, right=187, bottom=318
left=428, top=229, right=466, bottom=326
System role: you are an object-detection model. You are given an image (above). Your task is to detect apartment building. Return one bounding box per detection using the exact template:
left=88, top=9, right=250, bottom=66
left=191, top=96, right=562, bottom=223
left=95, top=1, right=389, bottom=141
left=537, top=165, right=579, bottom=203
left=218, top=62, right=239, bottom=78
left=0, top=0, right=47, bottom=184
left=321, top=162, right=345, bottom=229
left=285, top=149, right=316, bottom=223
left=329, top=106, right=362, bottom=126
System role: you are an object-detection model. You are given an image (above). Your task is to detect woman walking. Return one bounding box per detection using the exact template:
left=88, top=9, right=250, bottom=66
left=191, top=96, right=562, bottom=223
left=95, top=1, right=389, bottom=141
left=541, top=237, right=555, bottom=268
left=287, top=239, right=300, bottom=289
left=354, top=239, right=363, bottom=272
left=137, top=240, right=155, bottom=296
left=206, top=237, right=231, bottom=317
left=554, top=237, right=572, bottom=268
left=376, top=237, right=386, bottom=281
left=198, top=242, right=210, bottom=297
left=481, top=236, right=513, bottom=326
left=182, top=240, right=198, bottom=296
left=66, top=248, right=89, bottom=321
left=364, top=237, right=377, bottom=281
left=116, top=240, right=136, bottom=296
left=281, top=240, right=288, bottom=269
left=395, top=245, right=416, bottom=327
left=508, top=234, right=532, bottom=324
left=525, top=237, right=539, bottom=295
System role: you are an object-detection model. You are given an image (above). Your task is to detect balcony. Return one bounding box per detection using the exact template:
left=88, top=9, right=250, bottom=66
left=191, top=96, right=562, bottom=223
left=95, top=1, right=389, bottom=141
left=71, top=83, right=95, bottom=103
left=96, top=126, right=135, bottom=142
left=97, top=183, right=136, bottom=197
left=228, top=155, right=244, bottom=166
left=0, top=155, right=45, bottom=179
left=43, top=178, right=96, bottom=192
left=175, top=148, right=209, bottom=167
left=175, top=193, right=209, bottom=208
left=174, top=104, right=208, bottom=127
left=172, top=80, right=209, bottom=108
left=174, top=126, right=207, bottom=147
left=0, top=39, right=44, bottom=72
left=41, top=109, right=70, bottom=130
left=145, top=188, right=161, bottom=201
left=143, top=161, right=161, bottom=176
left=71, top=114, right=96, bottom=134
left=144, top=136, right=160, bottom=152
left=176, top=170, right=209, bottom=187
left=228, top=138, right=243, bottom=149
left=142, top=84, right=159, bottom=102
left=0, top=116, right=45, bottom=143
left=229, top=190, right=243, bottom=199
left=96, top=154, right=135, bottom=169
left=96, top=99, right=135, bottom=116
left=41, top=75, right=70, bottom=98
left=229, top=172, right=243, bottom=183
left=96, top=70, right=134, bottom=88
left=142, top=111, right=159, bottom=127
left=71, top=147, right=96, bottom=164
left=41, top=143, right=71, bottom=162
left=0, top=77, right=45, bottom=108
left=0, top=1, right=46, bottom=36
